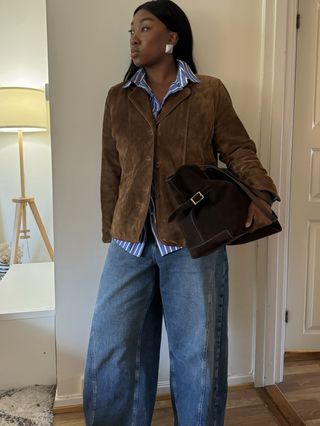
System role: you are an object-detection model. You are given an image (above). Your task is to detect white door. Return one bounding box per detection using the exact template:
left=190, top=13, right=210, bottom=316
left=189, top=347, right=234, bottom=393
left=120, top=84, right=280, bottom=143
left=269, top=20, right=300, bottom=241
left=286, top=0, right=320, bottom=350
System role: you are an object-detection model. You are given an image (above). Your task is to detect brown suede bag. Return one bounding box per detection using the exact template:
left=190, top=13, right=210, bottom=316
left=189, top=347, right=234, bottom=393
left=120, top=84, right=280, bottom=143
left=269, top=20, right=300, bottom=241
left=167, top=164, right=282, bottom=259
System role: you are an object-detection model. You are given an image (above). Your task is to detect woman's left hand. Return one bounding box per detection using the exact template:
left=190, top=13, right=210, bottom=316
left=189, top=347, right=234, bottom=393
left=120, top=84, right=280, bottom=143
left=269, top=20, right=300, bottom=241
left=245, top=200, right=273, bottom=232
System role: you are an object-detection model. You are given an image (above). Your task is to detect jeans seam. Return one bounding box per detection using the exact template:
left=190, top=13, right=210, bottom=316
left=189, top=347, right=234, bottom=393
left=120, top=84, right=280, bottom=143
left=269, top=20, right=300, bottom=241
left=163, top=302, right=179, bottom=425
left=212, top=276, right=226, bottom=424
left=89, top=327, right=98, bottom=425
left=131, top=287, right=156, bottom=426
left=197, top=268, right=214, bottom=426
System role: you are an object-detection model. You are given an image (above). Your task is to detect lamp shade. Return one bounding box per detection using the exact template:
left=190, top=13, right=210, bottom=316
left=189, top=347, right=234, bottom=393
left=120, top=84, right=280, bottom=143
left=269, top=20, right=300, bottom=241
left=0, top=87, right=48, bottom=133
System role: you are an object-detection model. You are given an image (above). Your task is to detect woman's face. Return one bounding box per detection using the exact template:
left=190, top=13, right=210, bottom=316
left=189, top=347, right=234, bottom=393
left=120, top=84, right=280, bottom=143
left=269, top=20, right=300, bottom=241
left=129, top=9, right=177, bottom=68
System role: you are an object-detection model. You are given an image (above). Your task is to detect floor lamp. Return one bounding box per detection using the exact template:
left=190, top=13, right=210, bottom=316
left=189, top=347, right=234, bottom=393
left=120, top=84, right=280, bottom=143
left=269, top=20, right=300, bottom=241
left=0, top=87, right=54, bottom=265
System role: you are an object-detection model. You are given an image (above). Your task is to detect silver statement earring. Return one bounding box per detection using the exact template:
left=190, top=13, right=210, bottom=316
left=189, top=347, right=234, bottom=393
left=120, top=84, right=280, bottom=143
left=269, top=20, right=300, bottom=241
left=165, top=43, right=174, bottom=54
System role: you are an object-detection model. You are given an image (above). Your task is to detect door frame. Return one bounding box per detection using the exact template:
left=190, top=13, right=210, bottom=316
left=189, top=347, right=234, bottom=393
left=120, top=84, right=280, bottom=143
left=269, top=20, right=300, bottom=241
left=254, top=0, right=298, bottom=386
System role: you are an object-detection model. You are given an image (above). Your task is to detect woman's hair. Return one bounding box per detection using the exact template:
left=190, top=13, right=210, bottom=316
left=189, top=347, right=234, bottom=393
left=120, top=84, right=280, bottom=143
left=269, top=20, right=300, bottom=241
left=124, top=0, right=197, bottom=81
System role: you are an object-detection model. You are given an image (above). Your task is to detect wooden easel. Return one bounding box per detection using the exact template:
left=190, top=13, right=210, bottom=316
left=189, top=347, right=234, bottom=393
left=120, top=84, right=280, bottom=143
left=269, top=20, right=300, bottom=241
left=10, top=197, right=54, bottom=265
left=9, top=130, right=54, bottom=265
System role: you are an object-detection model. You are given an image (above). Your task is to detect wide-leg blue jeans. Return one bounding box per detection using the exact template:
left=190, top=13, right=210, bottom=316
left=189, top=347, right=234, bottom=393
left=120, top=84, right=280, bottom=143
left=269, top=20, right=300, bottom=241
left=83, top=221, right=229, bottom=426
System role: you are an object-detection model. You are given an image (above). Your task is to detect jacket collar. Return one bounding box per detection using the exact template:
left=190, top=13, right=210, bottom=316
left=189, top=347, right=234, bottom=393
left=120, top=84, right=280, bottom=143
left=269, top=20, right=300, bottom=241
left=125, top=59, right=197, bottom=127
left=123, top=59, right=200, bottom=89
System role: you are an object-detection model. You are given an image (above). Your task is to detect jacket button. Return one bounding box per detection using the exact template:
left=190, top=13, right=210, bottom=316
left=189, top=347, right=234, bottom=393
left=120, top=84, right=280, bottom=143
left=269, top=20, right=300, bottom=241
left=155, top=161, right=160, bottom=168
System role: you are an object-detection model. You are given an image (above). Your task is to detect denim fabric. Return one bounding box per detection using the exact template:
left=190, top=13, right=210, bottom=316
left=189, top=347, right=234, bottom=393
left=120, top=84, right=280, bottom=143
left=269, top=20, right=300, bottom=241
left=83, top=217, right=229, bottom=426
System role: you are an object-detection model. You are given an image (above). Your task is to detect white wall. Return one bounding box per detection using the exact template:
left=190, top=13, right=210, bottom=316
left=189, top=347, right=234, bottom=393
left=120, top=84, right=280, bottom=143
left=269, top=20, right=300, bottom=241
left=46, top=0, right=264, bottom=404
left=0, top=0, right=53, bottom=263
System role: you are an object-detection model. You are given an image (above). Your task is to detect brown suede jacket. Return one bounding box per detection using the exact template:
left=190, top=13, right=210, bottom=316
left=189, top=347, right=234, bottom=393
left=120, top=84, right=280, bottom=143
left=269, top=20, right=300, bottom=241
left=101, top=75, right=280, bottom=246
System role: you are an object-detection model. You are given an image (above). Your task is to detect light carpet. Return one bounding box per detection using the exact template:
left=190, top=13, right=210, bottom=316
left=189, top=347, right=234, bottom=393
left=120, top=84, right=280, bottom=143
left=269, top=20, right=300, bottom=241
left=0, top=384, right=56, bottom=425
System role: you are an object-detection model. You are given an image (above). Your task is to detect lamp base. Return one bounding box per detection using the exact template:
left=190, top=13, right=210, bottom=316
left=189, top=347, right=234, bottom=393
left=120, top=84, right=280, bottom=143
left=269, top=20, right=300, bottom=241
left=10, top=197, right=54, bottom=265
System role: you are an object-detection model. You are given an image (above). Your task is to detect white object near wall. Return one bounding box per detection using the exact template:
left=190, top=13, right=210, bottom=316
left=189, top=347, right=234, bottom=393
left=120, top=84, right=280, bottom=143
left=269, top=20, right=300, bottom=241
left=0, top=262, right=56, bottom=390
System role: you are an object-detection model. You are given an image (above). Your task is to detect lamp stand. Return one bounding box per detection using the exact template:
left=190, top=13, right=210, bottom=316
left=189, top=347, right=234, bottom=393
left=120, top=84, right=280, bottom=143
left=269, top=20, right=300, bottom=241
left=9, top=130, right=54, bottom=265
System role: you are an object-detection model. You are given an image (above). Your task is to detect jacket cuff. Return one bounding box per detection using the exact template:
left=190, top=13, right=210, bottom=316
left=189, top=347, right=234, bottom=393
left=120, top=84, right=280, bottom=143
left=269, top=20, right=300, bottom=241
left=102, top=231, right=112, bottom=243
left=255, top=190, right=280, bottom=206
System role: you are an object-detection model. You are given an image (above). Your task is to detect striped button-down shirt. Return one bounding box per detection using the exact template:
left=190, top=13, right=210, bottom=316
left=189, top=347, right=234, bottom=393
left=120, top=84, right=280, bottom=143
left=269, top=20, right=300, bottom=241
left=112, top=59, right=200, bottom=257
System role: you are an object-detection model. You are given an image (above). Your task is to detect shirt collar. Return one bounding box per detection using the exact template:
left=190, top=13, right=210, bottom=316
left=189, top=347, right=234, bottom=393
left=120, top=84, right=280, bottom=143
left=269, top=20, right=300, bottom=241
left=122, top=59, right=200, bottom=89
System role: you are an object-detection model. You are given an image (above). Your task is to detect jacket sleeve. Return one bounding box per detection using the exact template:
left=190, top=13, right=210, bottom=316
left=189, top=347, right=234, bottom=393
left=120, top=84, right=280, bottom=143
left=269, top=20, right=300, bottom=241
left=213, top=79, right=280, bottom=204
left=100, top=90, right=121, bottom=242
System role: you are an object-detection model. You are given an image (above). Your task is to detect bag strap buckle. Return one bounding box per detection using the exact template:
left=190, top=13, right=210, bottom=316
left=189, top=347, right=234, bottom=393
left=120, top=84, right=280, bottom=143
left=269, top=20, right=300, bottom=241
left=190, top=191, right=204, bottom=205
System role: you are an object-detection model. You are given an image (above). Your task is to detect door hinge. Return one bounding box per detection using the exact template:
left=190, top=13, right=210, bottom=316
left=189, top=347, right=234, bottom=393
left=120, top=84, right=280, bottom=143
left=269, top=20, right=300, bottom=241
left=296, top=13, right=300, bottom=30
left=285, top=310, right=289, bottom=323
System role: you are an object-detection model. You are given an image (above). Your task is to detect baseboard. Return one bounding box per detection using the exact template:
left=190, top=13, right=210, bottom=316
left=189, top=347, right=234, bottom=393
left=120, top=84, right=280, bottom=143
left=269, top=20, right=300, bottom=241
left=227, top=373, right=253, bottom=386
left=155, top=379, right=170, bottom=395
left=54, top=393, right=83, bottom=410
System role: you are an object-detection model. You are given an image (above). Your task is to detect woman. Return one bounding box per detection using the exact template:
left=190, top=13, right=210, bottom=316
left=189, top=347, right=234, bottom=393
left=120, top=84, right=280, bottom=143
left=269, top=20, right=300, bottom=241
left=83, top=1, right=280, bottom=425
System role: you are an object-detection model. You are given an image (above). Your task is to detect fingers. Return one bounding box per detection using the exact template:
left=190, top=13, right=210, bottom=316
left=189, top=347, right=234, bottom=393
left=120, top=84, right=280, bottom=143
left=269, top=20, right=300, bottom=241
left=245, top=204, right=254, bottom=228
left=245, top=202, right=273, bottom=232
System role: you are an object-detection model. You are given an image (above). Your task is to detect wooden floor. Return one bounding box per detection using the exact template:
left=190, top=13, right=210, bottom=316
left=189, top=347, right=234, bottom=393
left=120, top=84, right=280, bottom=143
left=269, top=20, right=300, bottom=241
left=277, top=355, right=320, bottom=425
left=54, top=356, right=320, bottom=425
